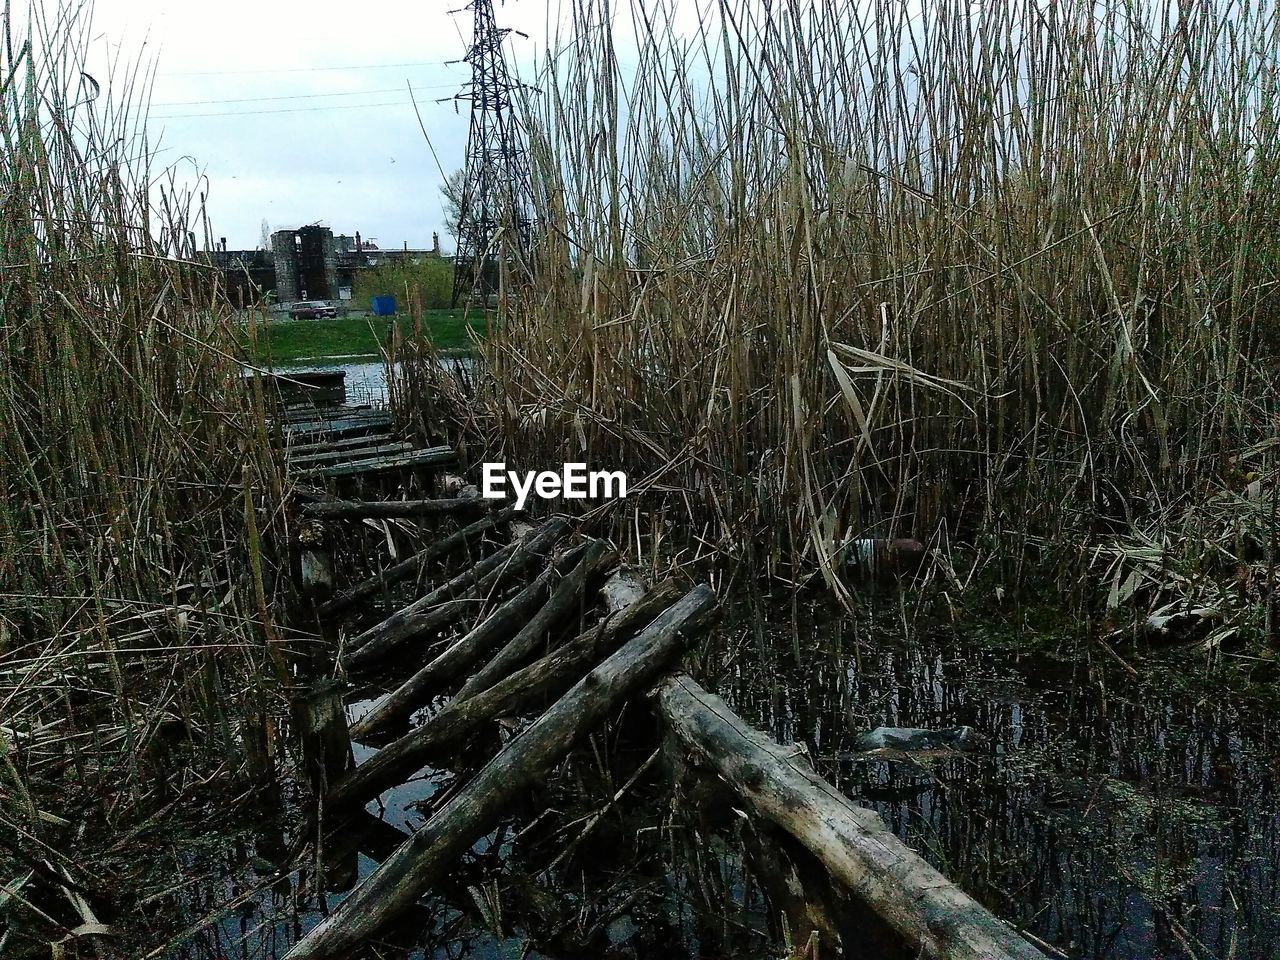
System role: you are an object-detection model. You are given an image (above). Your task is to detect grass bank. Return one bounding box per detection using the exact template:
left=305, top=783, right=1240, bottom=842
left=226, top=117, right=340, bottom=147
left=245, top=309, right=485, bottom=364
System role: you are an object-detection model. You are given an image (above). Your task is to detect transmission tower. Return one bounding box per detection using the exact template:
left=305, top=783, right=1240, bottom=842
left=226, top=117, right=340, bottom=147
left=450, top=0, right=533, bottom=308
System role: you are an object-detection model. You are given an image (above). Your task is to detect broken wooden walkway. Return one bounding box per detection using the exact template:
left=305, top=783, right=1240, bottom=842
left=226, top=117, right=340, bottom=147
left=273, top=401, right=1048, bottom=960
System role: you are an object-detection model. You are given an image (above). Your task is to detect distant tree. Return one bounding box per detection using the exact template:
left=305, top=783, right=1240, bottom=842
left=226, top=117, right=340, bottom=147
left=441, top=169, right=465, bottom=240
left=354, top=258, right=454, bottom=312
left=259, top=219, right=271, bottom=250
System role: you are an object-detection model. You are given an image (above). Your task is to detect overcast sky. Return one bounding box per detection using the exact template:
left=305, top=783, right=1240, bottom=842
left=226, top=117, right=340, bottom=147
left=86, top=0, right=573, bottom=253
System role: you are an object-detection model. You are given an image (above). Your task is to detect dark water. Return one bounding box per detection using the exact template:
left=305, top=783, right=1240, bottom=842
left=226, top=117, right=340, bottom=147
left=715, top=601, right=1280, bottom=960
left=161, top=601, right=1279, bottom=960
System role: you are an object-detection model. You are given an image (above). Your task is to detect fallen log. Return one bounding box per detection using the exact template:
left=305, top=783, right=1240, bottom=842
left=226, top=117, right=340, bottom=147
left=298, top=446, right=455, bottom=481
left=288, top=441, right=414, bottom=469
left=454, top=539, right=618, bottom=700
left=657, top=675, right=1047, bottom=960
left=298, top=497, right=486, bottom=520
left=284, top=583, right=715, bottom=960
left=317, top=508, right=516, bottom=618
left=349, top=538, right=594, bottom=740
left=343, top=516, right=570, bottom=669
left=332, top=579, right=684, bottom=808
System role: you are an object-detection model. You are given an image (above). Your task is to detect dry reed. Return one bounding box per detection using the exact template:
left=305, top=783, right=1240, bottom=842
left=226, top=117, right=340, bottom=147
left=409, top=0, right=1279, bottom=626
left=0, top=2, right=288, bottom=952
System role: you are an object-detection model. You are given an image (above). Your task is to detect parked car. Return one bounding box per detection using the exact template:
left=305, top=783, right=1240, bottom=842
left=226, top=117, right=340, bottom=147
left=290, top=300, right=337, bottom=320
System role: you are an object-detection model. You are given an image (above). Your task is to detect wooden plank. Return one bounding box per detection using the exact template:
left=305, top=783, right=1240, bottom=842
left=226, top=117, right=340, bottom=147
left=288, top=441, right=414, bottom=469
left=657, top=675, right=1047, bottom=960
left=285, top=419, right=395, bottom=444
left=349, top=539, right=595, bottom=740
left=283, top=584, right=715, bottom=960
left=297, top=446, right=455, bottom=480
left=288, top=433, right=404, bottom=456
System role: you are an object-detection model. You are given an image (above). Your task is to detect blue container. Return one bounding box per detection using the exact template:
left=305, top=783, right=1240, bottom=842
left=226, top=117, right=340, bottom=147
left=371, top=295, right=397, bottom=316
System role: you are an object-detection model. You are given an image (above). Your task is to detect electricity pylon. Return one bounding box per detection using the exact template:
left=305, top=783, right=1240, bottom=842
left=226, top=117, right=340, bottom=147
left=449, top=0, right=533, bottom=308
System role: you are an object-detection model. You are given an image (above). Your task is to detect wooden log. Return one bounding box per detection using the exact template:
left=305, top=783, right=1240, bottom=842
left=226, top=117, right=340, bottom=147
left=332, top=580, right=683, bottom=808
left=317, top=508, right=516, bottom=618
left=656, top=675, right=1047, bottom=960
left=289, top=441, right=414, bottom=469
left=298, top=497, right=486, bottom=521
left=298, top=446, right=455, bottom=481
left=454, top=539, right=618, bottom=700
left=293, top=680, right=354, bottom=799
left=283, top=584, right=715, bottom=960
left=343, top=516, right=570, bottom=669
left=349, top=539, right=595, bottom=741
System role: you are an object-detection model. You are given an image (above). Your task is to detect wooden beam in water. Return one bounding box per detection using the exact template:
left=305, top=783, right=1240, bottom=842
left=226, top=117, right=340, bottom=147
left=282, top=584, right=715, bottom=960
left=288, top=441, right=414, bottom=470
left=333, top=580, right=684, bottom=807
left=657, top=674, right=1048, bottom=960
left=296, top=446, right=455, bottom=480
left=454, top=539, right=618, bottom=700
left=350, top=538, right=596, bottom=740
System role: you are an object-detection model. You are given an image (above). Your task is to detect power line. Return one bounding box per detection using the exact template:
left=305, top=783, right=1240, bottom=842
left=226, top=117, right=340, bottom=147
left=160, top=60, right=453, bottom=77
left=153, top=83, right=461, bottom=108
left=152, top=99, right=419, bottom=120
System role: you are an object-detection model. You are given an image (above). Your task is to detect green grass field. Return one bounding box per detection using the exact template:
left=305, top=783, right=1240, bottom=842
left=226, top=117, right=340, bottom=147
left=243, top=309, right=486, bottom=364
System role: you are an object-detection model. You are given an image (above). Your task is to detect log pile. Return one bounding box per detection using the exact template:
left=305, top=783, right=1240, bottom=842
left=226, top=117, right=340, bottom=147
left=277, top=403, right=1048, bottom=960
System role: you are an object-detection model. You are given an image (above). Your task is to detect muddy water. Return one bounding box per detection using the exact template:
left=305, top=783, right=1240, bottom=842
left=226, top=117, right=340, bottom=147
left=716, top=600, right=1280, bottom=960
left=162, top=601, right=1278, bottom=959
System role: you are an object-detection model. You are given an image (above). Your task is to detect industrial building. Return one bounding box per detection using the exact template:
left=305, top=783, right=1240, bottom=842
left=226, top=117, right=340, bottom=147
left=210, top=225, right=445, bottom=307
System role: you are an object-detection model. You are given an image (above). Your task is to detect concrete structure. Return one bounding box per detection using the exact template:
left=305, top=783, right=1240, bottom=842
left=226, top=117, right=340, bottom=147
left=213, top=225, right=448, bottom=307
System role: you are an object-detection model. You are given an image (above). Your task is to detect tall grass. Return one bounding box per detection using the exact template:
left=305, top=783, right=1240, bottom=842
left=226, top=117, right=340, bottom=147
left=430, top=0, right=1280, bottom=620
left=0, top=2, right=287, bottom=949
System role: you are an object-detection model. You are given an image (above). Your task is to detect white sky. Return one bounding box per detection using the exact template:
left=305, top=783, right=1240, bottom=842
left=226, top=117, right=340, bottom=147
left=84, top=0, right=571, bottom=252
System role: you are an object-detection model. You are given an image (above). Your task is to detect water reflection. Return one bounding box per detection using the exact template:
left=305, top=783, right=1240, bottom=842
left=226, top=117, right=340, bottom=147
left=715, top=600, right=1280, bottom=960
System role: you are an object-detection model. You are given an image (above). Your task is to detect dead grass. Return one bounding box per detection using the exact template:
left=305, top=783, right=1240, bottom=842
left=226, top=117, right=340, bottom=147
left=407, top=0, right=1280, bottom=629
left=0, top=2, right=290, bottom=952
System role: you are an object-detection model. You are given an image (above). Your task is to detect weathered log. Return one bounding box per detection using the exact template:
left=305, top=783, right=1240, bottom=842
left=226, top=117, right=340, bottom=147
left=317, top=508, right=516, bottom=618
left=298, top=497, right=488, bottom=520
left=289, top=441, right=414, bottom=469
left=298, top=446, right=455, bottom=481
left=283, top=584, right=715, bottom=960
left=657, top=675, right=1046, bottom=960
left=349, top=539, right=593, bottom=740
left=601, top=569, right=646, bottom=615
left=332, top=580, right=684, bottom=808
left=454, top=539, right=618, bottom=700
left=343, top=516, right=570, bottom=669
